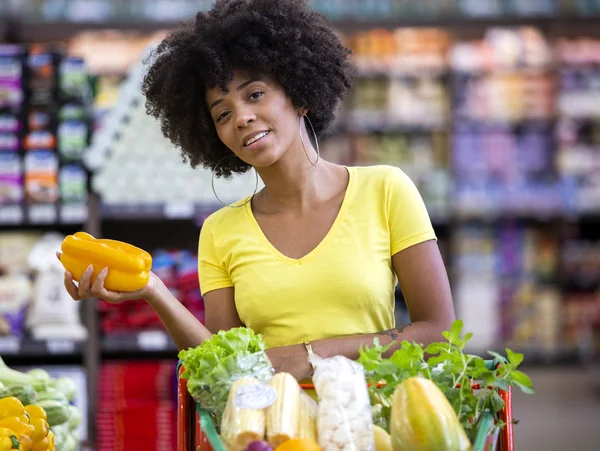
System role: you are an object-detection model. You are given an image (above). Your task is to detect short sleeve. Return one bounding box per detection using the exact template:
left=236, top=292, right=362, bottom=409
left=386, top=167, right=437, bottom=256
left=198, top=217, right=233, bottom=296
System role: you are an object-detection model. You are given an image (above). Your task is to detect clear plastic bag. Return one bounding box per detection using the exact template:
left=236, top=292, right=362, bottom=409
left=311, top=355, right=375, bottom=451
left=189, top=350, right=274, bottom=426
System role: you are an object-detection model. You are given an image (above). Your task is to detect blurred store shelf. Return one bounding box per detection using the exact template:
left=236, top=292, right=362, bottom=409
left=6, top=15, right=600, bottom=42
left=0, top=204, right=88, bottom=226
left=101, top=331, right=178, bottom=359
left=0, top=335, right=84, bottom=363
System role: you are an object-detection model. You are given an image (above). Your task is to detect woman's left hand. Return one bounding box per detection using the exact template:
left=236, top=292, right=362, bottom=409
left=266, top=344, right=313, bottom=381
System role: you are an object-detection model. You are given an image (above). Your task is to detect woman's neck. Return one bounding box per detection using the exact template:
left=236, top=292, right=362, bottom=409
left=254, top=129, right=339, bottom=213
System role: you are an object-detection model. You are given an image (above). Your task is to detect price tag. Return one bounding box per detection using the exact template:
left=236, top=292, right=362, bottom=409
left=164, top=202, right=194, bottom=219
left=234, top=384, right=277, bottom=409
left=0, top=336, right=21, bottom=354
left=29, top=204, right=57, bottom=224
left=60, top=204, right=88, bottom=224
left=47, top=339, right=76, bottom=355
left=137, top=331, right=169, bottom=351
left=0, top=205, right=23, bottom=224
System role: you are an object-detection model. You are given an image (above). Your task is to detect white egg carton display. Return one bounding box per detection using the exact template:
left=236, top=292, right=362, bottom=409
left=87, top=45, right=262, bottom=209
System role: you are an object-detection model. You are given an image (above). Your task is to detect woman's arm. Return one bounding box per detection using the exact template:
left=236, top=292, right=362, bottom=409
left=267, top=240, right=456, bottom=380
left=203, top=287, right=245, bottom=332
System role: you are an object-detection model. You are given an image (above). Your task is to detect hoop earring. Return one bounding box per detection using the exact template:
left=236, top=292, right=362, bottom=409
left=211, top=155, right=259, bottom=208
left=299, top=114, right=320, bottom=166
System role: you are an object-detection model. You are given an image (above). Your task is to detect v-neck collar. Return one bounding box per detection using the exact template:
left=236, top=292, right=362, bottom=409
left=245, top=166, right=354, bottom=266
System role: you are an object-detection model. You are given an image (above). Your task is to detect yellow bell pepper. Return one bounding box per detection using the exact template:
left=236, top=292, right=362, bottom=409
left=21, top=408, right=45, bottom=448
left=0, top=422, right=31, bottom=451
left=60, top=231, right=152, bottom=291
left=27, top=418, right=47, bottom=444
left=45, top=432, right=53, bottom=451
left=0, top=418, right=33, bottom=442
left=0, top=427, right=19, bottom=450
left=0, top=399, right=24, bottom=421
left=31, top=435, right=48, bottom=451
left=23, top=408, right=44, bottom=423
left=17, top=435, right=32, bottom=451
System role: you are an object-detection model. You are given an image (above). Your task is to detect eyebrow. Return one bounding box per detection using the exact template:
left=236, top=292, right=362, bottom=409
left=208, top=78, right=260, bottom=112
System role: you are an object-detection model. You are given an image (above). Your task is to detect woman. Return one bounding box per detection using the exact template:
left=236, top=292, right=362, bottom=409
left=62, top=0, right=456, bottom=381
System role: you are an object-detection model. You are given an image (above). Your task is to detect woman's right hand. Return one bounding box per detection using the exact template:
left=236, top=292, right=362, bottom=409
left=58, top=251, right=160, bottom=304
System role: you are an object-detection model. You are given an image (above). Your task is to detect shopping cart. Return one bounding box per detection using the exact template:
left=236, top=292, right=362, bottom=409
left=177, top=360, right=515, bottom=451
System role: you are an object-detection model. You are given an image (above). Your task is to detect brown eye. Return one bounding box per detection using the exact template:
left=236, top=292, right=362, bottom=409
left=216, top=111, right=229, bottom=122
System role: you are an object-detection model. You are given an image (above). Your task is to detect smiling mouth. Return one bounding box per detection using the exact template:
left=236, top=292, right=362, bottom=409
left=244, top=131, right=270, bottom=147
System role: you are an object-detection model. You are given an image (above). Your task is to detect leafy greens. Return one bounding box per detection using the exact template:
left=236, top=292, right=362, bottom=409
left=357, top=320, right=535, bottom=442
left=178, top=327, right=274, bottom=425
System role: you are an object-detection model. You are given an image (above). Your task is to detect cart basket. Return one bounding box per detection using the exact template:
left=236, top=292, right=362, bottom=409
left=177, top=359, right=514, bottom=451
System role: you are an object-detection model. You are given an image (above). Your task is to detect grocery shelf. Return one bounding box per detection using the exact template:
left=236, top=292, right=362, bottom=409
left=6, top=14, right=600, bottom=42
left=101, top=202, right=221, bottom=221
left=0, top=335, right=84, bottom=364
left=0, top=203, right=88, bottom=227
left=101, top=331, right=178, bottom=359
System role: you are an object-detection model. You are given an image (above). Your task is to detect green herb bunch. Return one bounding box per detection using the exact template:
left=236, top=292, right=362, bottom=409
left=358, top=320, right=535, bottom=441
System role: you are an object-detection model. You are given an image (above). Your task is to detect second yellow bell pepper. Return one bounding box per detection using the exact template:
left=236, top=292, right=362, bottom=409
left=60, top=231, right=152, bottom=291
left=0, top=418, right=33, bottom=450
left=0, top=427, right=19, bottom=450
left=28, top=418, right=47, bottom=444
left=22, top=408, right=44, bottom=423
left=45, top=432, right=53, bottom=451
left=22, top=408, right=46, bottom=447
left=0, top=399, right=24, bottom=421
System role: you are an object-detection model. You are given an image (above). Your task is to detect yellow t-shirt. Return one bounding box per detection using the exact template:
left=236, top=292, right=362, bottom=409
left=198, top=165, right=436, bottom=348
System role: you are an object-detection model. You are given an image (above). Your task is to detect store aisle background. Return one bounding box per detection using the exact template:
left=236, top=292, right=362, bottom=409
left=513, top=364, right=600, bottom=450
left=2, top=0, right=600, bottom=449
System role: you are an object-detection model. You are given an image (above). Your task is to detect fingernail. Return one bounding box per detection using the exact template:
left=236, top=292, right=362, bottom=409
left=86, top=264, right=93, bottom=272
left=101, top=267, right=109, bottom=275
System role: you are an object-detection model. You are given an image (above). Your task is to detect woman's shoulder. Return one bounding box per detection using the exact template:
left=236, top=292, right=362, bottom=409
left=348, top=164, right=411, bottom=187
left=202, top=196, right=252, bottom=230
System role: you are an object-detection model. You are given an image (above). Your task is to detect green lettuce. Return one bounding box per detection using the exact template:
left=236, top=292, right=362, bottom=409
left=178, top=327, right=274, bottom=425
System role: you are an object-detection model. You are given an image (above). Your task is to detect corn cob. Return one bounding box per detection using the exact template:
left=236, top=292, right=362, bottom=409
left=220, top=377, right=266, bottom=451
left=296, top=390, right=318, bottom=442
left=266, top=373, right=301, bottom=447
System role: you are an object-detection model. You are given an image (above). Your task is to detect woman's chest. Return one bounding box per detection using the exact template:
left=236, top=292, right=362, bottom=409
left=227, top=221, right=396, bottom=320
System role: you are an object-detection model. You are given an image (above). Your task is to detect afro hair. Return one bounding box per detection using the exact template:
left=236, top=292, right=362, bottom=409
left=142, top=0, right=355, bottom=177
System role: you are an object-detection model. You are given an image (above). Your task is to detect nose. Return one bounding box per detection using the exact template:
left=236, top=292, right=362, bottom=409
left=235, top=108, right=256, bottom=129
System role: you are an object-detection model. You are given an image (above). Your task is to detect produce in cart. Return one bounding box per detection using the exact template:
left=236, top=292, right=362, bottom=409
left=221, top=377, right=268, bottom=451
left=179, top=327, right=275, bottom=425
left=390, top=377, right=470, bottom=451
left=182, top=321, right=533, bottom=451
left=311, top=355, right=375, bottom=451
left=357, top=320, right=535, bottom=445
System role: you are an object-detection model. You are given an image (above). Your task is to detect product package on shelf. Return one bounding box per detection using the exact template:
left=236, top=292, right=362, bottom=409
left=454, top=223, right=563, bottom=357
left=339, top=28, right=452, bottom=223
left=0, top=43, right=92, bottom=226
left=450, top=27, right=561, bottom=219
left=96, top=361, right=177, bottom=451
left=555, top=37, right=600, bottom=215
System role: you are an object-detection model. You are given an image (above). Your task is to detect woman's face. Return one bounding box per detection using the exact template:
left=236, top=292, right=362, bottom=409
left=205, top=71, right=302, bottom=168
